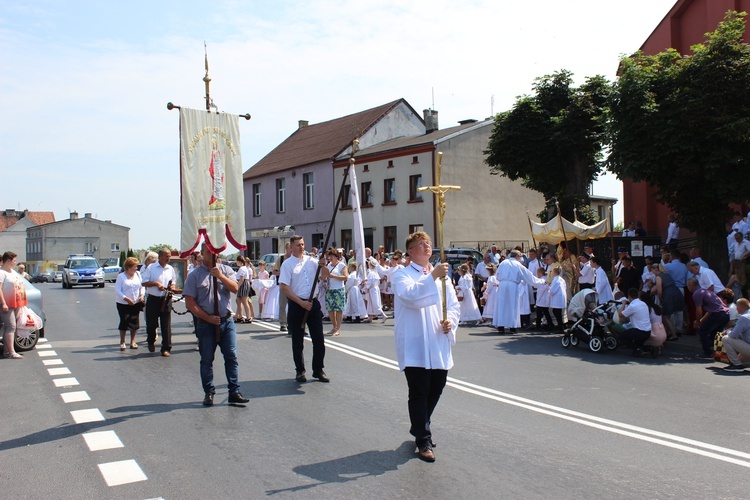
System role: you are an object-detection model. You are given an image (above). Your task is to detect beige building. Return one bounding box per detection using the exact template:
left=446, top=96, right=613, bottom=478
left=334, top=114, right=547, bottom=252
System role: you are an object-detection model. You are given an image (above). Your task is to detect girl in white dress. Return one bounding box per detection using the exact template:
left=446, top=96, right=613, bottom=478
left=458, top=264, right=482, bottom=325
left=364, top=258, right=385, bottom=320
left=481, top=264, right=498, bottom=323
left=533, top=267, right=554, bottom=329
left=256, top=261, right=270, bottom=317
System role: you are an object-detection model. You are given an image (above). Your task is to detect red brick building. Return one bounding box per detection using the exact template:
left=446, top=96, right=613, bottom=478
left=622, top=0, right=750, bottom=241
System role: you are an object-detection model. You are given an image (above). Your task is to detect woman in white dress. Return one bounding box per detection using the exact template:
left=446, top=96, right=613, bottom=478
left=457, top=264, right=482, bottom=325
left=481, top=264, right=498, bottom=323
left=364, top=258, right=385, bottom=321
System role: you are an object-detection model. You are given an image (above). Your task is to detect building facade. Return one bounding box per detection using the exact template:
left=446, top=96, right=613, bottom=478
left=0, top=209, right=55, bottom=263
left=242, top=99, right=425, bottom=258
left=26, top=212, right=130, bottom=273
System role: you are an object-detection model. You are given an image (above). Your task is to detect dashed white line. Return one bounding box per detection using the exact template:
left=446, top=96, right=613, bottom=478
left=70, top=408, right=105, bottom=424
left=83, top=430, right=124, bottom=451
left=61, top=391, right=91, bottom=403
left=42, top=359, right=64, bottom=366
left=53, top=377, right=79, bottom=387
left=36, top=343, right=52, bottom=349
left=47, top=367, right=71, bottom=376
left=97, top=460, right=148, bottom=486
left=38, top=350, right=57, bottom=357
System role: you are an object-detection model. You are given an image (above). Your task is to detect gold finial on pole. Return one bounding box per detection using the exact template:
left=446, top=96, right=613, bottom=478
left=203, top=42, right=211, bottom=112
left=418, top=151, right=461, bottom=321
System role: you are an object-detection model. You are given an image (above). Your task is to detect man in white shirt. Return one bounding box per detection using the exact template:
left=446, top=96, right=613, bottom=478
left=688, top=261, right=724, bottom=292
left=618, top=288, right=652, bottom=355
left=730, top=231, right=750, bottom=287
left=590, top=257, right=614, bottom=304
left=488, top=245, right=501, bottom=265
left=666, top=214, right=680, bottom=250
left=279, top=235, right=331, bottom=383
left=141, top=248, right=176, bottom=356
left=392, top=231, right=459, bottom=463
left=622, top=222, right=636, bottom=237
left=731, top=211, right=748, bottom=237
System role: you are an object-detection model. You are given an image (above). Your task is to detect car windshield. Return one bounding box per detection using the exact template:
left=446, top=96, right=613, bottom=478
left=71, top=259, right=98, bottom=269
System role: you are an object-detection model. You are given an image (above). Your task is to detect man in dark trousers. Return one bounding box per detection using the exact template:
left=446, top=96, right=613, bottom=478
left=141, top=248, right=176, bottom=356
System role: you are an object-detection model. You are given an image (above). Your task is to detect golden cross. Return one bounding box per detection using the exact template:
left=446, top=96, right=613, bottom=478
left=418, top=152, right=461, bottom=320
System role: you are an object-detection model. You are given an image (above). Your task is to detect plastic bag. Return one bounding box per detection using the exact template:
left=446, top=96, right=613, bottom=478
left=16, top=306, right=42, bottom=334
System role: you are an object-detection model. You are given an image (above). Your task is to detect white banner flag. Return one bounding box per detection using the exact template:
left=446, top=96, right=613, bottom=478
left=179, top=107, right=246, bottom=257
left=349, top=165, right=367, bottom=279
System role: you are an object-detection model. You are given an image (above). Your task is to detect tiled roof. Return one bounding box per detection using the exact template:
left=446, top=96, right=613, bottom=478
left=0, top=211, right=55, bottom=231
left=243, top=99, right=408, bottom=180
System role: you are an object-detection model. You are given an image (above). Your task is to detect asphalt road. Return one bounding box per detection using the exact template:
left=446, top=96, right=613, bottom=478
left=2, top=282, right=749, bottom=499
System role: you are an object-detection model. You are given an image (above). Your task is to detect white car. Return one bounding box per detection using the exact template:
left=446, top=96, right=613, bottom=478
left=0, top=277, right=45, bottom=351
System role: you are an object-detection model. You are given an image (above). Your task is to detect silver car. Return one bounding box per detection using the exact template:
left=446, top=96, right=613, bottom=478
left=0, top=277, right=46, bottom=352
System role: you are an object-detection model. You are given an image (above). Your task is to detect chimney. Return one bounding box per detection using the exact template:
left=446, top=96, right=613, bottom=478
left=84, top=213, right=92, bottom=219
left=70, top=211, right=79, bottom=220
left=423, top=109, right=439, bottom=134
left=298, top=120, right=309, bottom=129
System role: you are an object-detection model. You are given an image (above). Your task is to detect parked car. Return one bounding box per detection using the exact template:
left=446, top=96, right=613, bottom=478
left=259, top=253, right=281, bottom=267
left=31, top=272, right=52, bottom=283
left=0, top=277, right=45, bottom=352
left=52, top=271, right=63, bottom=282
left=62, top=254, right=105, bottom=288
left=100, top=257, right=122, bottom=282
left=429, top=248, right=484, bottom=266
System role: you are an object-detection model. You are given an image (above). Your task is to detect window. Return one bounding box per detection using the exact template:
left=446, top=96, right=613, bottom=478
left=409, top=224, right=424, bottom=234
left=384, top=226, right=397, bottom=252
left=311, top=233, right=324, bottom=249
left=387, top=160, right=394, bottom=168
left=276, top=178, right=286, bottom=213
left=361, top=182, right=372, bottom=207
left=110, top=243, right=120, bottom=252
left=363, top=164, right=369, bottom=172
left=253, top=183, right=261, bottom=216
left=341, top=229, right=352, bottom=253
left=409, top=174, right=423, bottom=202
left=247, top=240, right=260, bottom=260
left=341, top=184, right=351, bottom=209
left=85, top=242, right=94, bottom=253
left=412, top=156, right=419, bottom=164
left=383, top=178, right=396, bottom=204
left=303, top=172, right=314, bottom=210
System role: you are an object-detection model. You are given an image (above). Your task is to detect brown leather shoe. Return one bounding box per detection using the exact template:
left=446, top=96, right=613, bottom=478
left=161, top=351, right=171, bottom=357
left=418, top=444, right=435, bottom=462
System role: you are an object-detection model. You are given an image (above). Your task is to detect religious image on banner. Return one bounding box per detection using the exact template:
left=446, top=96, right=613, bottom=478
left=179, top=107, right=246, bottom=257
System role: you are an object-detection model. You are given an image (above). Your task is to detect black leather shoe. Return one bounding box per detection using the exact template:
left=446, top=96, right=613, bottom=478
left=295, top=370, right=307, bottom=383
left=202, top=393, right=214, bottom=407
left=312, top=371, right=330, bottom=383
left=228, top=392, right=250, bottom=404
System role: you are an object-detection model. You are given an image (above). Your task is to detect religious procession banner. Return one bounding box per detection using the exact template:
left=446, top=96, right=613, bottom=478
left=349, top=165, right=367, bottom=280
left=529, top=216, right=608, bottom=244
left=179, top=107, right=246, bottom=257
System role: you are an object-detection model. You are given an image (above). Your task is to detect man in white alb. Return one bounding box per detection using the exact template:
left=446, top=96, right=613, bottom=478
left=392, top=231, right=459, bottom=463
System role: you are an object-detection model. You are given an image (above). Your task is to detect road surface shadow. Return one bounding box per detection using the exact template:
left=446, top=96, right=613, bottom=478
left=265, top=440, right=415, bottom=495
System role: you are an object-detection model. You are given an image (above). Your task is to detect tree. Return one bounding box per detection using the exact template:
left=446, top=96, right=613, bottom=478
left=147, top=244, right=177, bottom=253
left=484, top=70, right=611, bottom=220
left=608, top=12, right=750, bottom=272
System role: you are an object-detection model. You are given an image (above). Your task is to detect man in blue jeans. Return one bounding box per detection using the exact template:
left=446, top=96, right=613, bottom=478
left=687, top=278, right=730, bottom=359
left=184, top=243, right=250, bottom=407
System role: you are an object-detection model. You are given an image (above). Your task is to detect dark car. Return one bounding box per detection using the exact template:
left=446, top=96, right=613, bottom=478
left=429, top=248, right=484, bottom=266
left=31, top=272, right=52, bottom=283
left=0, top=277, right=46, bottom=352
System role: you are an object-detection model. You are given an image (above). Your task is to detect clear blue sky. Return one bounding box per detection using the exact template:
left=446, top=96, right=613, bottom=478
left=1, top=0, right=678, bottom=250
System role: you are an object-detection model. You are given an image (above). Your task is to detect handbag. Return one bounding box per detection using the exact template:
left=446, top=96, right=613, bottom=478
left=714, top=331, right=729, bottom=364
left=135, top=299, right=146, bottom=312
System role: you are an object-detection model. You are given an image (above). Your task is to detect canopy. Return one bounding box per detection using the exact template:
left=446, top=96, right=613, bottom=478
left=529, top=215, right=609, bottom=244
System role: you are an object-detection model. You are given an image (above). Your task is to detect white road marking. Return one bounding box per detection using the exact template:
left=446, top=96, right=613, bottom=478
left=38, top=338, right=48, bottom=343
left=38, top=350, right=58, bottom=357
left=61, top=391, right=91, bottom=403
left=323, top=338, right=750, bottom=468
left=97, top=460, right=147, bottom=486
left=53, top=377, right=80, bottom=387
left=47, top=367, right=71, bottom=376
left=70, top=408, right=105, bottom=424
left=36, top=343, right=52, bottom=349
left=43, top=359, right=64, bottom=366
left=83, top=430, right=124, bottom=451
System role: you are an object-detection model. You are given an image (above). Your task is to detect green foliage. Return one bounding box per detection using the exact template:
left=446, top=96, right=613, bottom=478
left=119, top=250, right=126, bottom=266
left=148, top=243, right=177, bottom=253
left=613, top=221, right=624, bottom=233
left=608, top=12, right=750, bottom=242
left=126, top=248, right=136, bottom=258
left=485, top=70, right=611, bottom=219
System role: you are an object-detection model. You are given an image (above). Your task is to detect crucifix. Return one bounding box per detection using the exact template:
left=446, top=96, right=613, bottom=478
left=418, top=151, right=461, bottom=320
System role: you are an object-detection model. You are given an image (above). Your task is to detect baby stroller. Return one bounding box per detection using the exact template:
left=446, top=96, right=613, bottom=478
left=561, top=289, right=619, bottom=352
